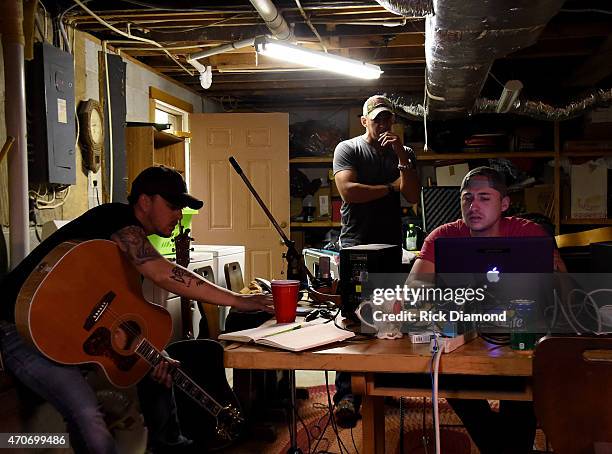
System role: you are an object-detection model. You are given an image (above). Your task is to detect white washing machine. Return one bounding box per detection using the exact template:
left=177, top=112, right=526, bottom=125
left=192, top=244, right=246, bottom=330
left=142, top=250, right=214, bottom=341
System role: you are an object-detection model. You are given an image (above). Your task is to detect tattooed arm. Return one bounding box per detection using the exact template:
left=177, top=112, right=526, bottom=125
left=111, top=225, right=272, bottom=312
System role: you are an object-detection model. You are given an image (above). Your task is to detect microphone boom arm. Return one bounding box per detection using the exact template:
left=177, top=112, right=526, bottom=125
left=228, top=156, right=313, bottom=282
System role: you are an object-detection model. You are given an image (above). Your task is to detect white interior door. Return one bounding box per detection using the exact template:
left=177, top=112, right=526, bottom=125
left=189, top=113, right=289, bottom=283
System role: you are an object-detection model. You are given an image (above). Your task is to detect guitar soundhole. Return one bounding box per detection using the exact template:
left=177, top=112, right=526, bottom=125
left=112, top=320, right=142, bottom=353
left=83, top=327, right=139, bottom=372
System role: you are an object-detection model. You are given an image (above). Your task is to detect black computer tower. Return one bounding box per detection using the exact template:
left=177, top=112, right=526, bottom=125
left=340, top=244, right=401, bottom=320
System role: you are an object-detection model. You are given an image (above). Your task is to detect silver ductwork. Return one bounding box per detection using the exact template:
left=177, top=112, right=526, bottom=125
left=474, top=88, right=612, bottom=121
left=377, top=0, right=565, bottom=119
left=249, top=0, right=292, bottom=41
left=392, top=88, right=612, bottom=121
left=375, top=0, right=433, bottom=16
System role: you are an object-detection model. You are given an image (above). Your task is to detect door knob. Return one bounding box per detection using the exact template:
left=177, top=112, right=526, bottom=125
left=280, top=221, right=288, bottom=228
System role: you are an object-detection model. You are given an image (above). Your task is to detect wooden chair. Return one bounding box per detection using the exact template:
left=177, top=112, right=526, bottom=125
left=533, top=336, right=612, bottom=454
left=554, top=227, right=612, bottom=272
left=555, top=227, right=612, bottom=249
left=224, top=262, right=245, bottom=293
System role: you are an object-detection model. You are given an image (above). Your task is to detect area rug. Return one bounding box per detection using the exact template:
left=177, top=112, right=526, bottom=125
left=270, top=385, right=549, bottom=454
left=223, top=384, right=550, bottom=454
left=273, top=385, right=475, bottom=454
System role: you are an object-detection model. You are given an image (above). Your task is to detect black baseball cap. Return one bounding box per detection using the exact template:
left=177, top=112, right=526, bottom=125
left=128, top=166, right=203, bottom=209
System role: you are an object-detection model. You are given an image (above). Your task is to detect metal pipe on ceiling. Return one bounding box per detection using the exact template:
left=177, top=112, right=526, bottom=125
left=249, top=0, right=293, bottom=41
left=188, top=38, right=256, bottom=61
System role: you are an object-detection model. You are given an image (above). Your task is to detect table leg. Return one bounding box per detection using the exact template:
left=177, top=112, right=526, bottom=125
left=361, top=394, right=385, bottom=454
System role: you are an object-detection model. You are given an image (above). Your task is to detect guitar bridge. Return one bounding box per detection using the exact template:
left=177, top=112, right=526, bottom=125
left=84, top=291, right=116, bottom=331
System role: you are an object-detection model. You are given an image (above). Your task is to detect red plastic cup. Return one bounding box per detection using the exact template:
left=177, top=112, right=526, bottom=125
left=271, top=280, right=300, bottom=323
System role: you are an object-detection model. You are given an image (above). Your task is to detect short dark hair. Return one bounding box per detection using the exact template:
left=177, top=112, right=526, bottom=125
left=128, top=166, right=203, bottom=209
left=460, top=166, right=507, bottom=197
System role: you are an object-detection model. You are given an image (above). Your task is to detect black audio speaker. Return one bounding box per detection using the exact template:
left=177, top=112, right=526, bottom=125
left=340, top=244, right=401, bottom=320
left=421, top=187, right=461, bottom=234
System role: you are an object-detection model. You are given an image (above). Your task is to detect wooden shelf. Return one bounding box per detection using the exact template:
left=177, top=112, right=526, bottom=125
left=154, top=130, right=185, bottom=148
left=561, top=219, right=612, bottom=225
left=415, top=151, right=555, bottom=161
left=562, top=150, right=612, bottom=157
left=290, top=156, right=333, bottom=164
left=291, top=221, right=340, bottom=228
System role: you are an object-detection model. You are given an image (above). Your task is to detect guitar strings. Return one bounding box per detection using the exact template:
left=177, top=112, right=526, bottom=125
left=90, top=304, right=230, bottom=415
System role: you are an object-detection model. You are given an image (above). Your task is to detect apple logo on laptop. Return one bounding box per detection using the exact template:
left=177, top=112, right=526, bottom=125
left=486, top=267, right=500, bottom=283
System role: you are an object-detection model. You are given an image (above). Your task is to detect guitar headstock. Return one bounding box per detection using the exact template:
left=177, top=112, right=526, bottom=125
left=216, top=405, right=244, bottom=441
left=173, top=222, right=192, bottom=268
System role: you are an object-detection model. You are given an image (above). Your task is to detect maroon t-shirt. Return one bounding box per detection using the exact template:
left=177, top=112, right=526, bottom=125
left=419, top=217, right=558, bottom=266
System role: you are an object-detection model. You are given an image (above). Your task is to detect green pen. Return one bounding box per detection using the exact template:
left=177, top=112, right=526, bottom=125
left=262, top=324, right=302, bottom=338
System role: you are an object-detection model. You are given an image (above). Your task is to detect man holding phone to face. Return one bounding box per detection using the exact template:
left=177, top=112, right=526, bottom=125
left=332, top=95, right=420, bottom=426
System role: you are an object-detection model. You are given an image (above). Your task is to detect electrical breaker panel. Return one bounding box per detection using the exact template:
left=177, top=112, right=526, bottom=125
left=27, top=42, right=76, bottom=185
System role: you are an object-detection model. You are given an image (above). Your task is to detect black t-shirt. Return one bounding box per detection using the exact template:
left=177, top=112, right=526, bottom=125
left=0, top=203, right=143, bottom=322
left=332, top=136, right=405, bottom=248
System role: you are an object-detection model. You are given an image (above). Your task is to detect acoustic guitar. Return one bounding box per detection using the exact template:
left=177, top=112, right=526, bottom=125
left=14, top=239, right=242, bottom=446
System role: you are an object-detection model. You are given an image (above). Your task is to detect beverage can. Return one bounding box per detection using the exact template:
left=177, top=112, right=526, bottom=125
left=509, top=299, right=536, bottom=351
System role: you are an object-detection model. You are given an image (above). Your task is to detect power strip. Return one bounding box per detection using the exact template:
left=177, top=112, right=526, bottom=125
left=429, top=330, right=478, bottom=354
left=409, top=332, right=433, bottom=344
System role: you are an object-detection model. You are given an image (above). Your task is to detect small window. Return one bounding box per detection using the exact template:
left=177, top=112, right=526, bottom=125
left=154, top=108, right=182, bottom=133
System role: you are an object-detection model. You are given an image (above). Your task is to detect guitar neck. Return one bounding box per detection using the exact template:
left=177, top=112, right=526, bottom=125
left=175, top=225, right=195, bottom=339
left=135, top=339, right=223, bottom=416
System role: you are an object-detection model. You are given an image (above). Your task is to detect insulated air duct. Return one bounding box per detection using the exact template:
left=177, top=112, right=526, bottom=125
left=376, top=0, right=565, bottom=118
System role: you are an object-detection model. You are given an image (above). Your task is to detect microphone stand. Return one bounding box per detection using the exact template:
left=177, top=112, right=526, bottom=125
left=229, top=156, right=308, bottom=454
left=229, top=156, right=313, bottom=284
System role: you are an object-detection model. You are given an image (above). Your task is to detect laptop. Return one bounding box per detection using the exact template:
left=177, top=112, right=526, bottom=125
left=434, top=237, right=555, bottom=335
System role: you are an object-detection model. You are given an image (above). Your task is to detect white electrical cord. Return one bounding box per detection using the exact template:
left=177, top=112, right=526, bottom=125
left=553, top=287, right=612, bottom=335
left=433, top=344, right=443, bottom=454
left=430, top=333, right=443, bottom=454
left=71, top=0, right=194, bottom=76
left=568, top=288, right=610, bottom=334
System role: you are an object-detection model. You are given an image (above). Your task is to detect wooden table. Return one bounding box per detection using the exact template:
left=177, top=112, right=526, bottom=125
left=224, top=337, right=534, bottom=454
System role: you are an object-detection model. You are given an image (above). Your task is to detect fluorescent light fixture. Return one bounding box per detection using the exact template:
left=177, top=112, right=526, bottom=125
left=254, top=36, right=382, bottom=80
left=496, top=80, right=523, bottom=113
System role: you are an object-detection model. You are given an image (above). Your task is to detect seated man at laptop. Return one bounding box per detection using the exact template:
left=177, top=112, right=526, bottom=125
left=408, top=166, right=565, bottom=454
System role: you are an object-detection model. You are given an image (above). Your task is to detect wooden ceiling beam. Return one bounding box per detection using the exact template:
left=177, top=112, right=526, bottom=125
left=143, top=23, right=424, bottom=43
left=564, top=35, right=612, bottom=87
left=541, top=21, right=612, bottom=40
left=194, top=85, right=422, bottom=99
left=174, top=76, right=424, bottom=91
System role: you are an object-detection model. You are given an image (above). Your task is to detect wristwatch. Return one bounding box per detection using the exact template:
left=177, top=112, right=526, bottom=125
left=397, top=163, right=413, bottom=171
left=398, top=147, right=416, bottom=171
left=386, top=183, right=395, bottom=194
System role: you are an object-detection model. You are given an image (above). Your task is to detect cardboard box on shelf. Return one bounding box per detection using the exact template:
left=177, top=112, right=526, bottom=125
left=571, top=162, right=607, bottom=219
left=524, top=185, right=554, bottom=217
left=435, top=163, right=469, bottom=186
left=314, top=186, right=331, bottom=219
left=584, top=107, right=612, bottom=140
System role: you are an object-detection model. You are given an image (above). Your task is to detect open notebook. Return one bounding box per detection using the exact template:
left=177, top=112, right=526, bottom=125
left=219, top=319, right=354, bottom=352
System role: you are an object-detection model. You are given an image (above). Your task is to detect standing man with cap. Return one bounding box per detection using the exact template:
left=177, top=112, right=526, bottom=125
left=332, top=95, right=420, bottom=426
left=0, top=166, right=272, bottom=454
left=408, top=166, right=565, bottom=454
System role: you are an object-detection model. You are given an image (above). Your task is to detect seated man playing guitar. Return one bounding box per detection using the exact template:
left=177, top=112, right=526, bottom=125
left=0, top=166, right=272, bottom=454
